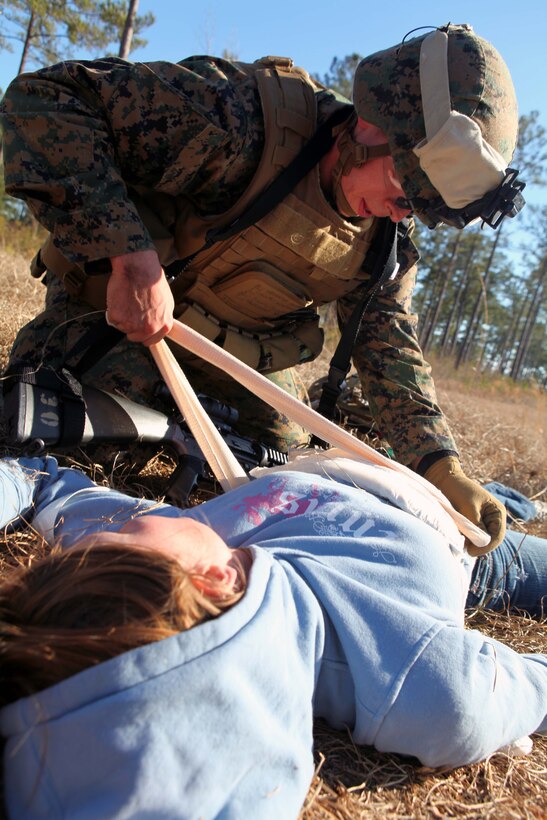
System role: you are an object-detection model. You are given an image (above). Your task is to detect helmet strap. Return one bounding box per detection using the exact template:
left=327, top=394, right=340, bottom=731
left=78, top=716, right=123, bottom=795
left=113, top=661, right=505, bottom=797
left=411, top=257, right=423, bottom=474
left=331, top=114, right=391, bottom=217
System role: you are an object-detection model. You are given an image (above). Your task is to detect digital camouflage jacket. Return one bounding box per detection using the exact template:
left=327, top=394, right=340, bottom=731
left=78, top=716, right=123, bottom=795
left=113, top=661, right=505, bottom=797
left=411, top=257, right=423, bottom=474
left=0, top=55, right=457, bottom=464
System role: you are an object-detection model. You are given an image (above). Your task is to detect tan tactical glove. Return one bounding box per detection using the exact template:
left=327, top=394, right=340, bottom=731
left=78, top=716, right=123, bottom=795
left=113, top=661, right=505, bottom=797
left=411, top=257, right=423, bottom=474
left=424, top=456, right=507, bottom=556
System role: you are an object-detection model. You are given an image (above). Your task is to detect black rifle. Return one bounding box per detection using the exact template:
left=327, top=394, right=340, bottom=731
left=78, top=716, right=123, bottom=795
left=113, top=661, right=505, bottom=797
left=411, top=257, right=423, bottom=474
left=4, top=377, right=288, bottom=507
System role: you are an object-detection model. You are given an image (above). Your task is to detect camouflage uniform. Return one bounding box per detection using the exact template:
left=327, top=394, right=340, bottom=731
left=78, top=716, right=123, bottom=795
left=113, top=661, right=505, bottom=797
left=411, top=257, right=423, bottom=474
left=1, top=53, right=456, bottom=460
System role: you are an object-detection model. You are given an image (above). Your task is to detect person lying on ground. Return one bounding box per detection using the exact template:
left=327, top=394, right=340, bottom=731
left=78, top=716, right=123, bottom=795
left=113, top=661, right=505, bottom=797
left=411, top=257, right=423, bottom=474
left=0, top=453, right=545, bottom=819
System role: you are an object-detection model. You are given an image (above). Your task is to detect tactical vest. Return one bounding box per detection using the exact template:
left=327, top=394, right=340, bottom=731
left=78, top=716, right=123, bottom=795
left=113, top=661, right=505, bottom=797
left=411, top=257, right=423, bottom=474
left=34, top=57, right=378, bottom=373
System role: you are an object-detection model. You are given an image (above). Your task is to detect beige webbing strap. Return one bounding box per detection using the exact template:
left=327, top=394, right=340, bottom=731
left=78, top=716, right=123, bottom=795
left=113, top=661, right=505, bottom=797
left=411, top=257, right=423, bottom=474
left=166, top=319, right=490, bottom=548
left=149, top=340, right=249, bottom=492
left=419, top=29, right=452, bottom=142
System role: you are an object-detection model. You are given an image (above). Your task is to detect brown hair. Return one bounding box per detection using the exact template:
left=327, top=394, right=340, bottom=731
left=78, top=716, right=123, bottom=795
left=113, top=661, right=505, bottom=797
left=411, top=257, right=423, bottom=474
left=0, top=543, right=247, bottom=706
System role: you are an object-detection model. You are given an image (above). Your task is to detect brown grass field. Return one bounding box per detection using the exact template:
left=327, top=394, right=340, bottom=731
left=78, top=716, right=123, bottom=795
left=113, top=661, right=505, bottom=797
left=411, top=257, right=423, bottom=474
left=0, top=250, right=546, bottom=818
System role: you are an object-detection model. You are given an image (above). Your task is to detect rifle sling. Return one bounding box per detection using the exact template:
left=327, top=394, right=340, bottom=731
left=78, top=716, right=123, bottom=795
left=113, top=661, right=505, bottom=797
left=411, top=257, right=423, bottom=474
left=311, top=218, right=401, bottom=446
left=68, top=322, right=125, bottom=378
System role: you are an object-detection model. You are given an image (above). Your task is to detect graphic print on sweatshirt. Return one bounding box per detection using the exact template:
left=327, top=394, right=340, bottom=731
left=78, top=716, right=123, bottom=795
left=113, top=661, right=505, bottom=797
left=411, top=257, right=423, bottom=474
left=232, top=477, right=336, bottom=524
left=231, top=476, right=397, bottom=561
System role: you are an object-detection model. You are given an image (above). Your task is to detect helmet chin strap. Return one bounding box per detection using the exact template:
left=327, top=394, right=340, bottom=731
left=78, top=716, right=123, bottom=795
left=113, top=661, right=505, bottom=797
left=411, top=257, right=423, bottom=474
left=331, top=114, right=391, bottom=217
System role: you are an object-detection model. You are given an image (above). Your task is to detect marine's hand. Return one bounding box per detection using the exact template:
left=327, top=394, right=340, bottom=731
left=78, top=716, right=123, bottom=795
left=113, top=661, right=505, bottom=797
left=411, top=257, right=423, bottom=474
left=424, top=456, right=506, bottom=556
left=106, top=250, right=174, bottom=345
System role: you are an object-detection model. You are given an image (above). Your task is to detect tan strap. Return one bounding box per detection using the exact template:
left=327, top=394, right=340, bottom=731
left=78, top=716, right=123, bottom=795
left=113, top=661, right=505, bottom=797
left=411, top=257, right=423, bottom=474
left=332, top=125, right=391, bottom=189
left=149, top=340, right=249, bottom=492
left=166, top=319, right=490, bottom=549
left=419, top=29, right=452, bottom=142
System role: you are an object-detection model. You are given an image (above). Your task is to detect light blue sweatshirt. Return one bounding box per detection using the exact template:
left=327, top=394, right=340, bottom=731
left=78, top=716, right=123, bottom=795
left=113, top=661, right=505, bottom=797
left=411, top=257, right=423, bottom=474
left=1, top=457, right=546, bottom=819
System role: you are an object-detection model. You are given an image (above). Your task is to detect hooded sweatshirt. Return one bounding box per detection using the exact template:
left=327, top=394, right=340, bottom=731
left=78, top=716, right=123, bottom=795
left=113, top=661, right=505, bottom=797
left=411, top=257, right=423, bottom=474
left=1, top=456, right=546, bottom=819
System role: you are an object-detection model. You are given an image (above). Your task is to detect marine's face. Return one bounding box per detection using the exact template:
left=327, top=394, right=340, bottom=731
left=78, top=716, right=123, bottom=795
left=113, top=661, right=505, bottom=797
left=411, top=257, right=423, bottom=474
left=339, top=120, right=411, bottom=223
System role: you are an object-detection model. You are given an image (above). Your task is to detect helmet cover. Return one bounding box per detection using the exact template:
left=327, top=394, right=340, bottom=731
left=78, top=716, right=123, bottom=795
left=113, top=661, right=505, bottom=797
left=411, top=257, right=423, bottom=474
left=353, top=23, right=519, bottom=205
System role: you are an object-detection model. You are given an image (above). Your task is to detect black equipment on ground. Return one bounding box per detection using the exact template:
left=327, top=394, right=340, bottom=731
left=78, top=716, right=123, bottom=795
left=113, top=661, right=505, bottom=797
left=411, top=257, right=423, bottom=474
left=4, top=373, right=288, bottom=506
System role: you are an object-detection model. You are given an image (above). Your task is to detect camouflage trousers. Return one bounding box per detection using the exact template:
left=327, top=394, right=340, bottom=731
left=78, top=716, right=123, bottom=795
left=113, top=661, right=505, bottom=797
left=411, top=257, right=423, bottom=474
left=6, top=275, right=311, bottom=451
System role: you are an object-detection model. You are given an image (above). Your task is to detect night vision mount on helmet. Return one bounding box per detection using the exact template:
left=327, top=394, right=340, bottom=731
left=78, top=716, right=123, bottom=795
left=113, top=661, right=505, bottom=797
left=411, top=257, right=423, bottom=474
left=396, top=167, right=525, bottom=230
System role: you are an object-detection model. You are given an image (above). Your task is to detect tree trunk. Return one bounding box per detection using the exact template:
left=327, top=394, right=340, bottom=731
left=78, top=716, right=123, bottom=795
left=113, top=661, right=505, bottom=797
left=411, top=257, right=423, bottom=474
left=455, top=227, right=502, bottom=368
left=439, top=233, right=478, bottom=355
left=421, top=232, right=462, bottom=354
left=497, top=291, right=526, bottom=374
left=511, top=261, right=546, bottom=380
left=476, top=326, right=490, bottom=370
left=18, top=11, right=35, bottom=75
left=511, top=299, right=541, bottom=380
left=119, top=0, right=140, bottom=58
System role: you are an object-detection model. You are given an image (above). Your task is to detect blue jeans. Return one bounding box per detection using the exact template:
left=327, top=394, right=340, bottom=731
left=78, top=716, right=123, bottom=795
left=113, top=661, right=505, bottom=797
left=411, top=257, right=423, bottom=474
left=467, top=529, right=546, bottom=617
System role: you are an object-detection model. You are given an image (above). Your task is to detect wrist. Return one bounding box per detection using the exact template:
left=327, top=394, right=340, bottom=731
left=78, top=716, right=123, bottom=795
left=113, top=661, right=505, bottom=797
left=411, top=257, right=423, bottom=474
left=109, top=250, right=162, bottom=283
left=415, top=449, right=459, bottom=477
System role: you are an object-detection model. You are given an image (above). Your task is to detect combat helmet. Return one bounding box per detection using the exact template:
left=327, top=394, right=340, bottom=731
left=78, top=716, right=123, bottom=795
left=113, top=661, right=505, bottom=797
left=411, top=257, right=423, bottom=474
left=352, top=23, right=525, bottom=228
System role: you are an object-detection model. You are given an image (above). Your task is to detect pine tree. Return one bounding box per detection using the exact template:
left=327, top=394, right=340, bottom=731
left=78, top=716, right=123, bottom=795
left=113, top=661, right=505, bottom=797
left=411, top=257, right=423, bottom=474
left=0, top=0, right=155, bottom=75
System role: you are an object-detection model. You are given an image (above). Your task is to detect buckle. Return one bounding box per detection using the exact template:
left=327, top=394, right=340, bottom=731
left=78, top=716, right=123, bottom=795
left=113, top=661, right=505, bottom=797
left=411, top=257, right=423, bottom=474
left=326, top=365, right=348, bottom=392
left=257, top=56, right=294, bottom=69
left=62, top=268, right=86, bottom=295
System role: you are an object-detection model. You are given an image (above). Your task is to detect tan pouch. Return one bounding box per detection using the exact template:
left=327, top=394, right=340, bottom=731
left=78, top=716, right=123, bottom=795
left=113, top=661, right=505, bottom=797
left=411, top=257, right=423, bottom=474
left=260, top=321, right=324, bottom=371
left=179, top=279, right=275, bottom=331
left=213, top=264, right=312, bottom=318
left=181, top=263, right=312, bottom=330
left=174, top=302, right=323, bottom=374
left=174, top=304, right=262, bottom=369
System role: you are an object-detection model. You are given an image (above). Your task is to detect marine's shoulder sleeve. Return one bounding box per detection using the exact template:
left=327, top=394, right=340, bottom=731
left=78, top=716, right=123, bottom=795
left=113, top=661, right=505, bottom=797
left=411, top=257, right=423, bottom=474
left=1, top=57, right=257, bottom=264
left=337, top=221, right=457, bottom=465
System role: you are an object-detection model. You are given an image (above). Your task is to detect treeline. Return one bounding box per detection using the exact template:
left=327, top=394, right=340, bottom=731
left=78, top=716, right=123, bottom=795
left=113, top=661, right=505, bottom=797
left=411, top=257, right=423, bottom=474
left=412, top=211, right=546, bottom=383
left=411, top=108, right=546, bottom=385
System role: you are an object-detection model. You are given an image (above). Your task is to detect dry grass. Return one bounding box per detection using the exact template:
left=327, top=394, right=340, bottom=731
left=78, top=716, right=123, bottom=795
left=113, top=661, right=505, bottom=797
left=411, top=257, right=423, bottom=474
left=0, top=252, right=546, bottom=818
left=0, top=250, right=45, bottom=372
left=430, top=355, right=546, bottom=504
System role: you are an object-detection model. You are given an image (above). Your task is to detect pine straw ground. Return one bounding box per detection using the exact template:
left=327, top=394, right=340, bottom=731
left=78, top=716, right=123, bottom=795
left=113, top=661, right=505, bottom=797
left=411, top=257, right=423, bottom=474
left=0, top=250, right=546, bottom=818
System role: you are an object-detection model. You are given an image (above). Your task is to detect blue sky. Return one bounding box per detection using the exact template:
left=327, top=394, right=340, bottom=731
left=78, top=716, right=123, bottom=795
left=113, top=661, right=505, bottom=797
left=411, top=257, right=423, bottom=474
left=1, top=0, right=545, bottom=203
left=1, top=0, right=544, bottom=119
left=133, top=1, right=544, bottom=125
